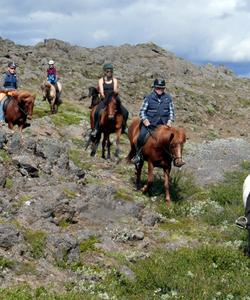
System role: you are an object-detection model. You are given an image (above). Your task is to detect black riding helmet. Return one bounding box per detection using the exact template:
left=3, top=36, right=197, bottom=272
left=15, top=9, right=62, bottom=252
left=152, top=78, right=166, bottom=88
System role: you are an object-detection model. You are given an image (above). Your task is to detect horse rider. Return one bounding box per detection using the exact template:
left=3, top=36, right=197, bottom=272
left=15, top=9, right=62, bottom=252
left=90, top=63, right=129, bottom=138
left=0, top=62, right=18, bottom=125
left=46, top=60, right=61, bottom=103
left=131, top=78, right=175, bottom=166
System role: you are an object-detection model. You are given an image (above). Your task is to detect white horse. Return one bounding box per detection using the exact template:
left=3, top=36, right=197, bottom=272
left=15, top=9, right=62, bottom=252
left=41, top=81, right=62, bottom=114
left=236, top=174, right=250, bottom=256
left=236, top=175, right=250, bottom=228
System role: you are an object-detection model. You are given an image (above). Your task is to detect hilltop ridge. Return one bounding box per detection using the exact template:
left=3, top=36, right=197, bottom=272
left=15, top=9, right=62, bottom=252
left=1, top=37, right=250, bottom=141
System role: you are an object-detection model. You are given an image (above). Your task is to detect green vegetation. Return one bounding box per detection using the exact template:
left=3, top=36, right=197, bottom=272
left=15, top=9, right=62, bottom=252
left=0, top=149, right=11, bottom=163
left=114, top=245, right=250, bottom=300
left=0, top=256, right=14, bottom=269
left=5, top=178, right=13, bottom=189
left=63, top=188, right=77, bottom=199
left=0, top=284, right=94, bottom=300
left=79, top=236, right=100, bottom=253
left=24, top=230, right=47, bottom=259
left=68, top=148, right=92, bottom=170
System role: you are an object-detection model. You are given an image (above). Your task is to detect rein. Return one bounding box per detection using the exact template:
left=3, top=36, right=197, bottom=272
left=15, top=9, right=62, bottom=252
left=18, top=101, right=29, bottom=116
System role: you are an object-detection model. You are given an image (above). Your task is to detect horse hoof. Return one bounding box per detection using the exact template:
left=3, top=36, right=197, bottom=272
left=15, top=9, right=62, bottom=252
left=90, top=151, right=96, bottom=157
left=141, top=186, right=148, bottom=193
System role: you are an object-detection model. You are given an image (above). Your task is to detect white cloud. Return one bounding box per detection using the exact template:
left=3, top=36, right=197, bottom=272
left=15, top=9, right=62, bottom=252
left=1, top=0, right=250, bottom=63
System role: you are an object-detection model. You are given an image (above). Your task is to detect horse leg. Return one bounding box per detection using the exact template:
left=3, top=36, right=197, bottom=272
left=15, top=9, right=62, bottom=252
left=135, top=160, right=144, bottom=190
left=102, top=134, right=107, bottom=159
left=8, top=122, right=14, bottom=130
left=142, top=161, right=154, bottom=194
left=107, top=135, right=112, bottom=159
left=90, top=132, right=100, bottom=157
left=163, top=169, right=171, bottom=206
left=114, top=129, right=122, bottom=158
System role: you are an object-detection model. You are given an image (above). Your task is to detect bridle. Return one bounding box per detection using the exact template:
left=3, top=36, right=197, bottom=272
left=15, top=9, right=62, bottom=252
left=146, top=126, right=183, bottom=163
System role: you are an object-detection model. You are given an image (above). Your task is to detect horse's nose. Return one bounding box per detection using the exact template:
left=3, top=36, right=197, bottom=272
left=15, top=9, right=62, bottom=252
left=174, top=158, right=185, bottom=168
left=108, top=115, right=114, bottom=120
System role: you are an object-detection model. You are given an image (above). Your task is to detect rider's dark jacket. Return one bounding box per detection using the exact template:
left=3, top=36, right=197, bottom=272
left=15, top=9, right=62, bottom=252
left=2, top=72, right=18, bottom=89
left=139, top=91, right=175, bottom=126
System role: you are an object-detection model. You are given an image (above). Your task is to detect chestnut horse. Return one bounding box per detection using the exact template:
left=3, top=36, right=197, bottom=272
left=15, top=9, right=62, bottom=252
left=87, top=91, right=124, bottom=159
left=41, top=81, right=62, bottom=114
left=127, top=117, right=186, bottom=205
left=0, top=90, right=36, bottom=131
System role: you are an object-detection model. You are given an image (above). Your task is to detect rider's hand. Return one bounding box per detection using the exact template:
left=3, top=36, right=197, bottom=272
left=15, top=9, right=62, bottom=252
left=166, top=121, right=172, bottom=128
left=143, top=119, right=150, bottom=127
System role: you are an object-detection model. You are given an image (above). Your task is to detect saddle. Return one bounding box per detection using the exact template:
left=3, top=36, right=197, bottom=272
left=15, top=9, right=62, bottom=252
left=2, top=96, right=12, bottom=113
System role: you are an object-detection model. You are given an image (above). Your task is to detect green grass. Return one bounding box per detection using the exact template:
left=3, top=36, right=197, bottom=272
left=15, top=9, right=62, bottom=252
left=79, top=236, right=100, bottom=253
left=0, top=256, right=14, bottom=269
left=0, top=149, right=11, bottom=163
left=114, top=245, right=250, bottom=300
left=24, top=230, right=47, bottom=259
left=0, top=284, right=95, bottom=300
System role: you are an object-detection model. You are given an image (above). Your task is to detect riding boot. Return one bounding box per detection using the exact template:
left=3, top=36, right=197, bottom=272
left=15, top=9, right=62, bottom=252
left=120, top=104, right=129, bottom=134
left=131, top=145, right=142, bottom=165
left=131, top=125, right=150, bottom=166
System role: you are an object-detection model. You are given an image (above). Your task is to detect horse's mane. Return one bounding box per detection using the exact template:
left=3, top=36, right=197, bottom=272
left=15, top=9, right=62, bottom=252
left=14, top=90, right=36, bottom=103
left=154, top=126, right=186, bottom=146
left=104, top=91, right=118, bottom=105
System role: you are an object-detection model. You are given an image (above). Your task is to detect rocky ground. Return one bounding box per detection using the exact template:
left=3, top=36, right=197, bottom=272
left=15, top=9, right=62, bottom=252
left=0, top=38, right=250, bottom=294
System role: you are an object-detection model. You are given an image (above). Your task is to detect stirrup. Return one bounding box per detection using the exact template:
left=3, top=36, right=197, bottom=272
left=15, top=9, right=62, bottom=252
left=235, top=216, right=248, bottom=229
left=131, top=154, right=142, bottom=166
left=90, top=129, right=98, bottom=138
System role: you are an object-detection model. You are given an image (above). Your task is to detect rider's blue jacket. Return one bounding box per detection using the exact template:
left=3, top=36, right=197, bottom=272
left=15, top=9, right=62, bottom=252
left=2, top=72, right=18, bottom=89
left=139, top=90, right=175, bottom=126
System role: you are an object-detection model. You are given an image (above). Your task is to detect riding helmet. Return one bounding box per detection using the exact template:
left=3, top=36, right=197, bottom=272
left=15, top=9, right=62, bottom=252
left=8, top=62, right=17, bottom=68
left=103, top=63, right=113, bottom=71
left=48, top=60, right=55, bottom=65
left=152, top=78, right=166, bottom=88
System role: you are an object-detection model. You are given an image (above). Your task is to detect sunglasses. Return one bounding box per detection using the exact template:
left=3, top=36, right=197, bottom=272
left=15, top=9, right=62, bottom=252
left=9, top=67, right=16, bottom=70
left=105, top=69, right=112, bottom=73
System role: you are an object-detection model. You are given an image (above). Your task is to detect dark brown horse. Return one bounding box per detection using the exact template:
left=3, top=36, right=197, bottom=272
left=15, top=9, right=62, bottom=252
left=0, top=90, right=36, bottom=131
left=88, top=86, right=101, bottom=109
left=127, top=117, right=186, bottom=205
left=87, top=91, right=124, bottom=159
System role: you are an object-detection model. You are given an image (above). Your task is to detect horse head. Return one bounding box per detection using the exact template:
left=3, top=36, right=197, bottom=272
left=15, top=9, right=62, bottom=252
left=13, top=91, right=36, bottom=120
left=41, top=81, right=52, bottom=99
left=105, top=92, right=118, bottom=120
left=88, top=86, right=99, bottom=97
left=159, top=126, right=186, bottom=167
left=88, top=86, right=101, bottom=108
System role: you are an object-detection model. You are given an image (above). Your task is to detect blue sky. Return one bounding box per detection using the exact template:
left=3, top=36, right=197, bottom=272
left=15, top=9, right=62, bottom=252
left=1, top=0, right=250, bottom=76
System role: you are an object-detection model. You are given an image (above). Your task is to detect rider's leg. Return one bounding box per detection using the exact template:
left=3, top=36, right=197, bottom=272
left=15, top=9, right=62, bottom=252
left=0, top=101, right=5, bottom=125
left=120, top=104, right=129, bottom=134
left=131, top=125, right=148, bottom=165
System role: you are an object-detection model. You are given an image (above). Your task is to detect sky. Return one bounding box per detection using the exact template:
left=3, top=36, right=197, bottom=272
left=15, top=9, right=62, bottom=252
left=1, top=0, right=250, bottom=76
